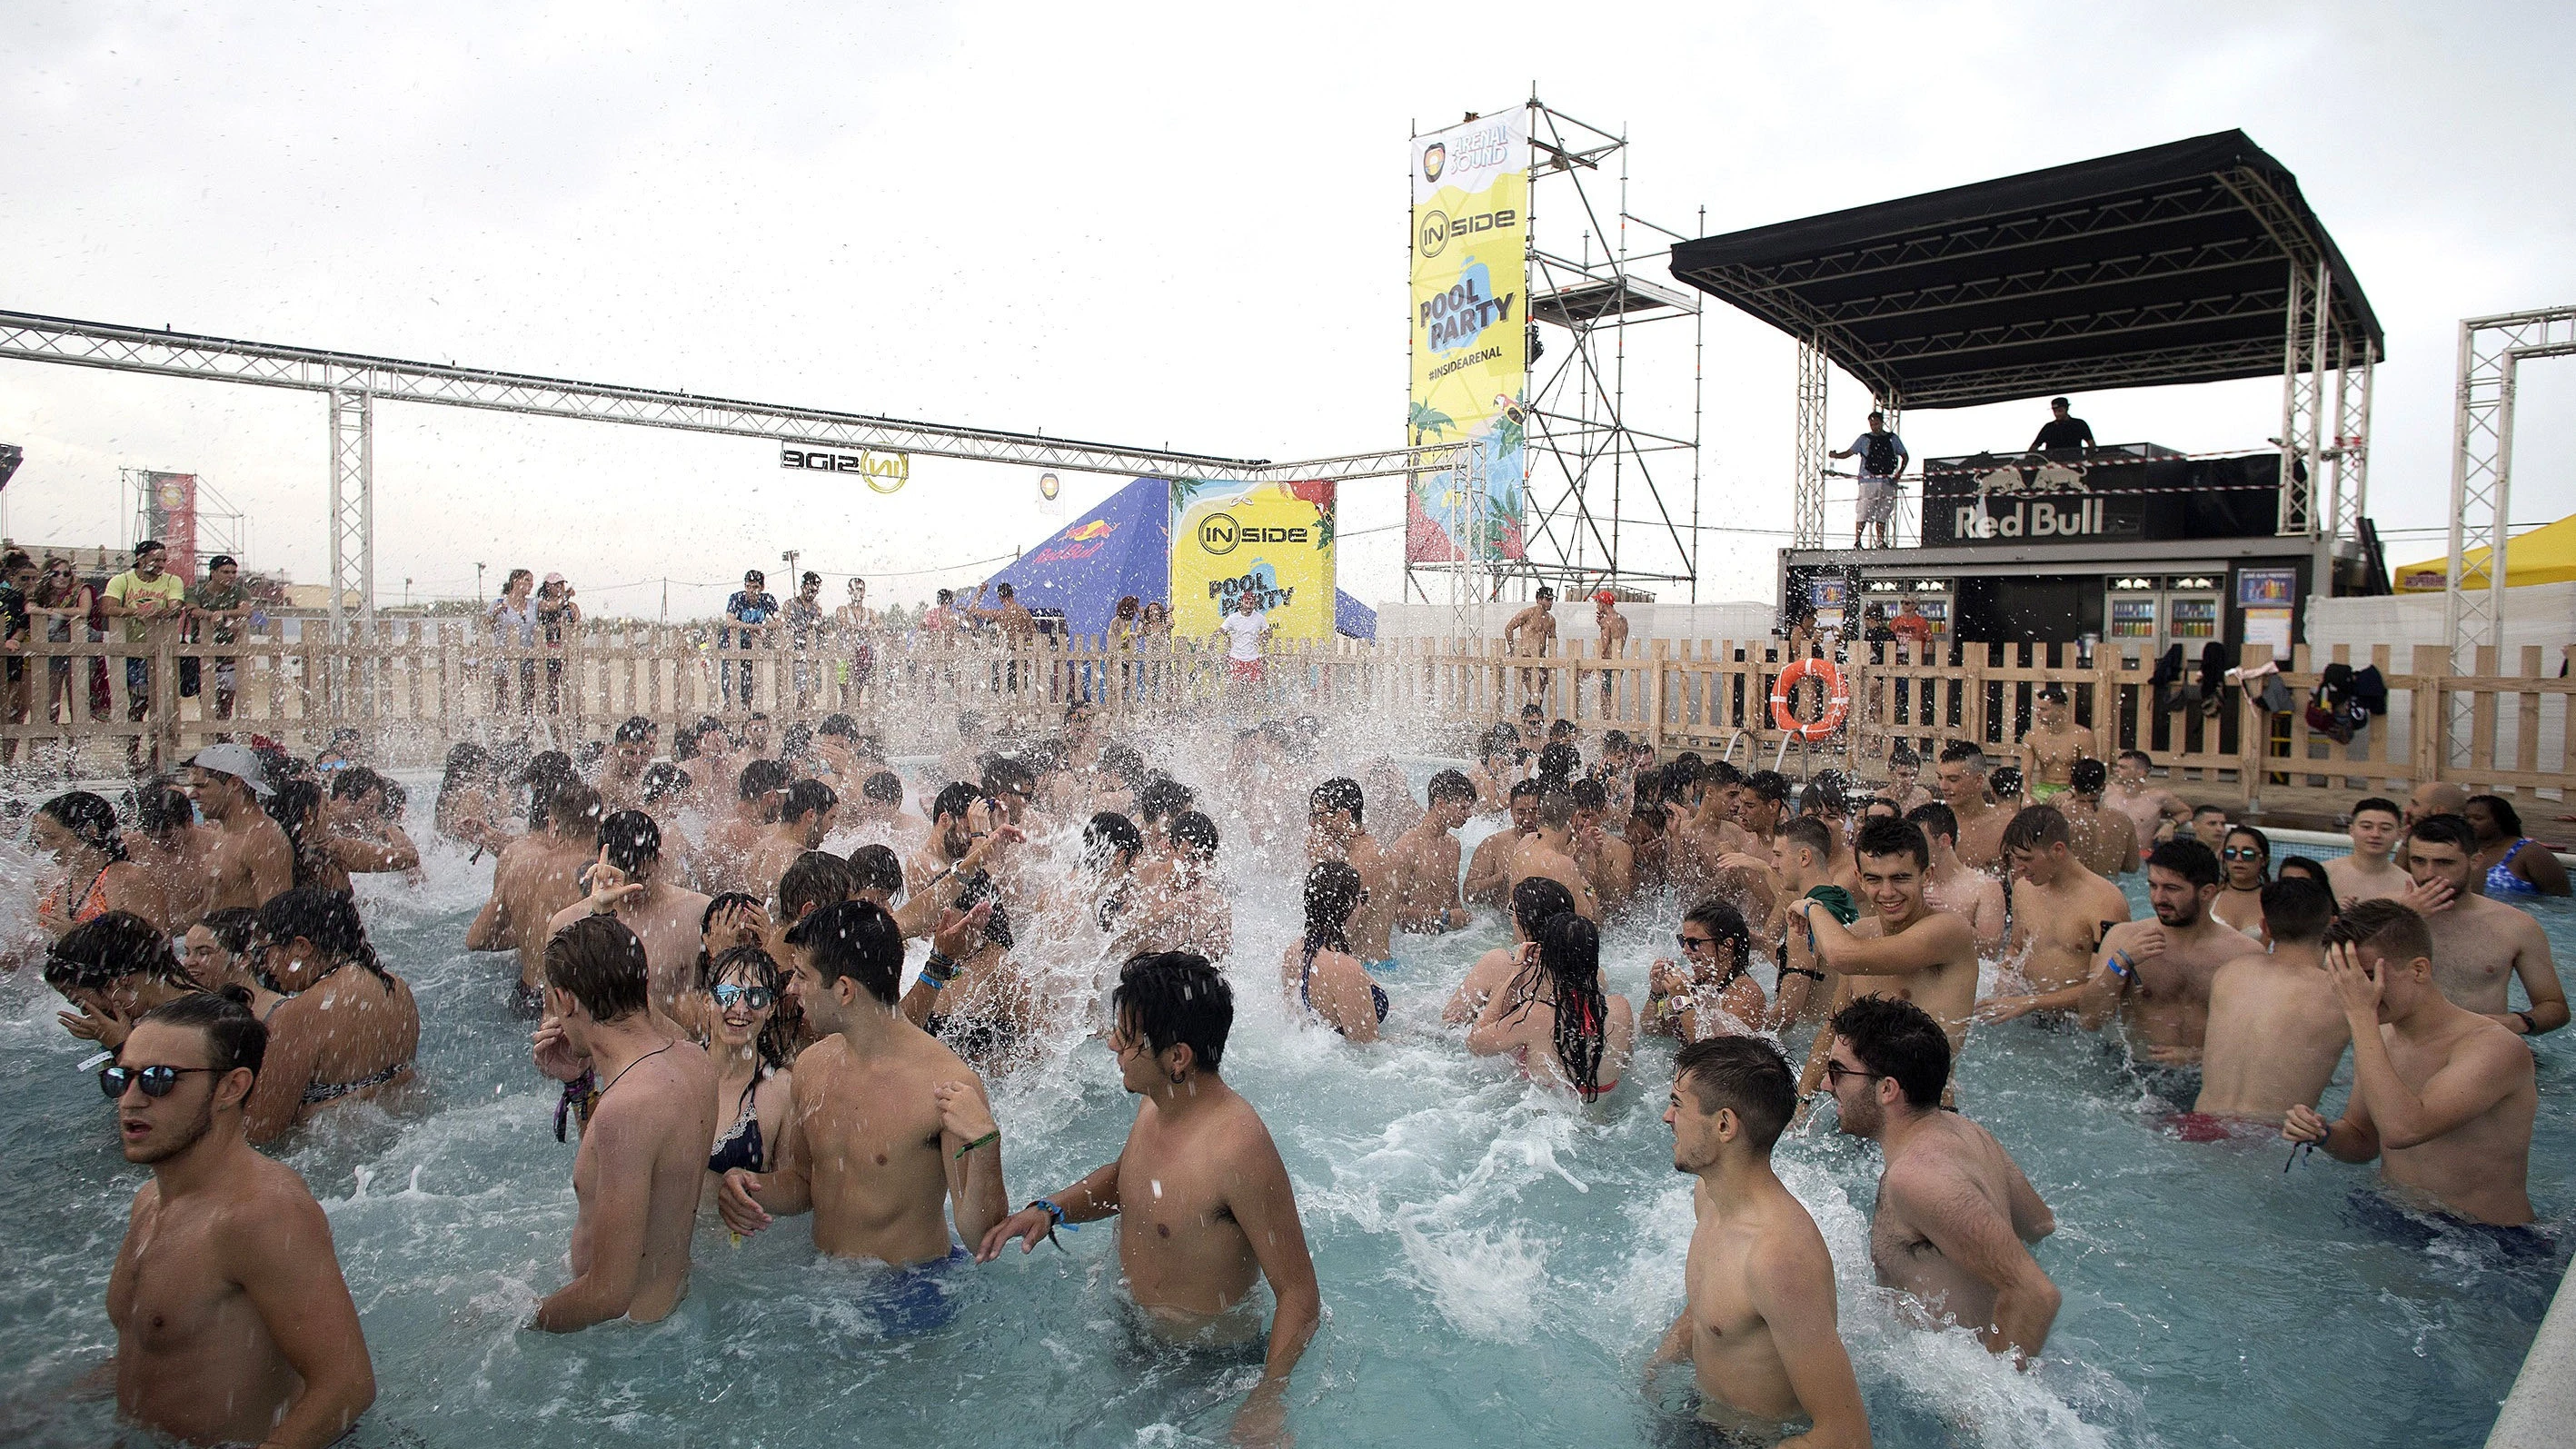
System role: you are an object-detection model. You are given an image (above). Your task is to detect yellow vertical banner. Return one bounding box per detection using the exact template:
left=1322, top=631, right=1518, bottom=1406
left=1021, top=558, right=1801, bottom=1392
left=1407, top=111, right=1528, bottom=563
left=1170, top=478, right=1337, bottom=640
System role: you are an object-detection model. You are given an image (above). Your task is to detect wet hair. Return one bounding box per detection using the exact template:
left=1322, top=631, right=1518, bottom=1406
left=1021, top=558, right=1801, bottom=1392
left=2223, top=825, right=2271, bottom=864
left=522, top=749, right=579, bottom=821
left=640, top=762, right=692, bottom=804
left=548, top=782, right=604, bottom=837
left=263, top=779, right=333, bottom=888
left=847, top=843, right=905, bottom=897
left=930, top=781, right=981, bottom=825
left=2147, top=838, right=2223, bottom=889
left=45, top=911, right=197, bottom=993
left=258, top=887, right=393, bottom=988
left=694, top=889, right=762, bottom=977
left=1937, top=740, right=1988, bottom=771
left=544, top=915, right=651, bottom=1021
left=2350, top=796, right=2403, bottom=823
left=327, top=766, right=401, bottom=818
left=200, top=906, right=263, bottom=959
left=1083, top=811, right=1146, bottom=869
left=700, top=943, right=794, bottom=1072
left=1830, top=995, right=1949, bottom=1109
left=2118, top=749, right=2153, bottom=768
left=2468, top=793, right=2525, bottom=838
left=1852, top=816, right=1929, bottom=869
left=1311, top=777, right=1365, bottom=827
left=980, top=757, right=1037, bottom=799
left=2262, top=876, right=2334, bottom=944
left=1507, top=778, right=1544, bottom=803
left=780, top=723, right=814, bottom=764
left=860, top=770, right=905, bottom=806
left=1568, top=777, right=1609, bottom=813
left=38, top=790, right=127, bottom=861
left=951, top=869, right=1016, bottom=948
left=136, top=988, right=268, bottom=1080
left=781, top=779, right=838, bottom=824
left=1509, top=876, right=1576, bottom=938
left=2002, top=805, right=2071, bottom=854
left=2406, top=812, right=2476, bottom=855
left=440, top=741, right=494, bottom=803
left=738, top=758, right=792, bottom=804
left=1547, top=719, right=1576, bottom=740
left=1905, top=800, right=1958, bottom=847
left=1533, top=787, right=1576, bottom=832
left=1138, top=776, right=1195, bottom=825
left=1100, top=743, right=1148, bottom=792
left=2035, top=684, right=2068, bottom=704
left=1523, top=913, right=1609, bottom=1102
left=2324, top=898, right=2433, bottom=966
left=1169, top=810, right=1219, bottom=861
left=1990, top=766, right=2024, bottom=799
left=1675, top=1036, right=1794, bottom=1150
left=2070, top=758, right=2107, bottom=795
left=1797, top=773, right=1850, bottom=819
left=1744, top=770, right=1793, bottom=807
left=1682, top=897, right=1754, bottom=980
left=1887, top=744, right=1921, bottom=769
left=2276, top=855, right=2331, bottom=889
left=1114, top=952, right=1232, bottom=1073
left=1536, top=743, right=1580, bottom=788
left=1777, top=815, right=1834, bottom=864
left=613, top=716, right=655, bottom=745
left=1480, top=723, right=1520, bottom=760
left=818, top=712, right=860, bottom=741
left=1299, top=859, right=1366, bottom=969
left=1705, top=759, right=1746, bottom=790
left=779, top=850, right=860, bottom=920
left=131, top=782, right=195, bottom=839
left=599, top=809, right=661, bottom=873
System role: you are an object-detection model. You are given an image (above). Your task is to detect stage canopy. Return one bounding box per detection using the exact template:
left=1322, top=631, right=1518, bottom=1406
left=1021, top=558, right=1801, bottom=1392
left=1668, top=130, right=2384, bottom=409
left=978, top=477, right=1377, bottom=640
left=2394, top=513, right=2576, bottom=593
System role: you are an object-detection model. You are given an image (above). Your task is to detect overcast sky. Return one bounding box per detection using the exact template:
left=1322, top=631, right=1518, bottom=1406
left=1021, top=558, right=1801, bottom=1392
left=5, top=0, right=2571, bottom=620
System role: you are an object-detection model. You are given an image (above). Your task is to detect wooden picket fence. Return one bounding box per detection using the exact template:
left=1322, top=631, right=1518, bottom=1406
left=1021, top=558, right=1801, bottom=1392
left=5, top=620, right=2570, bottom=809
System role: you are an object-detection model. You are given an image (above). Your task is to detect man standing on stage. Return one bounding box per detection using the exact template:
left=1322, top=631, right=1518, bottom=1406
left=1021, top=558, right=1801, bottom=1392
left=1829, top=410, right=1908, bottom=550
left=2029, top=397, right=2095, bottom=465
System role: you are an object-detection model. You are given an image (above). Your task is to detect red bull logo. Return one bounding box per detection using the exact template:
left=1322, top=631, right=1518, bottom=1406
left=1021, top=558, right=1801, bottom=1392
left=1030, top=517, right=1119, bottom=566
left=1066, top=520, right=1116, bottom=541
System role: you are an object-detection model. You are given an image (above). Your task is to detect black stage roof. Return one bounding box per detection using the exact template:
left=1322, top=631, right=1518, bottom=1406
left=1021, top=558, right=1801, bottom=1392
left=1668, top=130, right=2383, bottom=409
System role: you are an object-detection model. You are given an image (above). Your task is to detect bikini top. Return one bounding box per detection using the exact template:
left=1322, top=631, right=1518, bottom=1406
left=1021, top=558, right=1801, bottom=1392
left=708, top=1069, right=771, bottom=1176
left=1299, top=939, right=1389, bottom=1029
left=39, top=865, right=113, bottom=928
left=2487, top=839, right=2543, bottom=898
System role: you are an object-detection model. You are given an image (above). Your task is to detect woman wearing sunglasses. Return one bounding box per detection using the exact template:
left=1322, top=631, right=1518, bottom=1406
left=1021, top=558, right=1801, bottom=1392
left=697, top=943, right=795, bottom=1190
left=2212, top=826, right=2272, bottom=938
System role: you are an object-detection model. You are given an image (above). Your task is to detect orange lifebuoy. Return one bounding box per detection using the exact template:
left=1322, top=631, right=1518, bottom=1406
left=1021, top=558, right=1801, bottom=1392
left=1770, top=658, right=1850, bottom=740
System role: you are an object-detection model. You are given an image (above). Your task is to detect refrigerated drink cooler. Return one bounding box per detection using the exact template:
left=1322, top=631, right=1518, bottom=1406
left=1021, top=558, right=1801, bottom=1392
left=2102, top=574, right=2223, bottom=663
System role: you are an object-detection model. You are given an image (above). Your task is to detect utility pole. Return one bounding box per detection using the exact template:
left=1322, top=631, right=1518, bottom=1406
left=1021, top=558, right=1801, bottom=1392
left=403, top=577, right=412, bottom=608
left=781, top=548, right=801, bottom=583
left=474, top=561, right=486, bottom=604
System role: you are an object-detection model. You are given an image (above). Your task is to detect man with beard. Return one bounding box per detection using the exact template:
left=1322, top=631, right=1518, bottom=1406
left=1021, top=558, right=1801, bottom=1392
left=1646, top=1036, right=1869, bottom=1445
left=1793, top=817, right=1979, bottom=1100
left=1389, top=769, right=1477, bottom=937
left=979, top=954, right=1319, bottom=1447
left=469, top=782, right=602, bottom=1014
left=1464, top=779, right=1541, bottom=908
left=1308, top=777, right=1401, bottom=968
left=1825, top=996, right=2058, bottom=1365
left=104, top=991, right=376, bottom=1448
left=543, top=811, right=713, bottom=1017
left=2399, top=813, right=2566, bottom=1037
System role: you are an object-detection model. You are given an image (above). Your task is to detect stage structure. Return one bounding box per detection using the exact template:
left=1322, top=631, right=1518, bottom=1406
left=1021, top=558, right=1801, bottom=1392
left=0, top=312, right=1467, bottom=675
left=122, top=469, right=249, bottom=585
left=1403, top=97, right=1703, bottom=615
left=2443, top=303, right=2576, bottom=759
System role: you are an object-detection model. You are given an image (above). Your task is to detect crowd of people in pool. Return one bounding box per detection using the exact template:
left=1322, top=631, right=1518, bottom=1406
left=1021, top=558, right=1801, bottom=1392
left=19, top=691, right=2569, bottom=1448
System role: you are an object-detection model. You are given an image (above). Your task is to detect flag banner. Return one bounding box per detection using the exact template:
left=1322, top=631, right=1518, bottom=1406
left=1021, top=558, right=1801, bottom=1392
left=1170, top=478, right=1337, bottom=641
left=1407, top=111, right=1528, bottom=564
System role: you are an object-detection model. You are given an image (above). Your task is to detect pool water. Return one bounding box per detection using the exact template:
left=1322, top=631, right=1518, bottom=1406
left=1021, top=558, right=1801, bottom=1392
left=0, top=792, right=2567, bottom=1448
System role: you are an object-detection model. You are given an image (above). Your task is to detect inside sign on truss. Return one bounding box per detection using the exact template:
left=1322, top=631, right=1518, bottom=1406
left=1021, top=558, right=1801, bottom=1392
left=780, top=442, right=910, bottom=493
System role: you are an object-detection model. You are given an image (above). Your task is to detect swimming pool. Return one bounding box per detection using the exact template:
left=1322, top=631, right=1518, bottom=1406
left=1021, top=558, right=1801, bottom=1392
left=0, top=799, right=2566, bottom=1448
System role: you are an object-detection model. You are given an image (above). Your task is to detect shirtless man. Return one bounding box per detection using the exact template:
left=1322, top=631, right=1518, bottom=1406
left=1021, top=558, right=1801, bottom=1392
left=2285, top=899, right=2539, bottom=1227
left=1502, top=585, right=1560, bottom=711
left=1646, top=1037, right=1870, bottom=1446
left=2404, top=779, right=2468, bottom=829
left=1504, top=787, right=1599, bottom=922
left=980, top=954, right=1320, bottom=1447
left=542, top=811, right=713, bottom=1017
left=722, top=901, right=1010, bottom=1293
left=598, top=717, right=655, bottom=813
left=468, top=782, right=602, bottom=1012
left=1568, top=777, right=1636, bottom=914
left=2324, top=796, right=2412, bottom=906
left=1993, top=807, right=2131, bottom=997
left=2105, top=749, right=2189, bottom=848
left=1934, top=741, right=2010, bottom=872
left=181, top=743, right=293, bottom=914
left=2014, top=686, right=2088, bottom=804
left=1793, top=818, right=1982, bottom=1098
left=1464, top=779, right=1541, bottom=907
left=1905, top=802, right=2005, bottom=961
left=2401, top=813, right=2567, bottom=1037
left=125, top=782, right=218, bottom=931
left=745, top=779, right=838, bottom=907
left=2054, top=759, right=2139, bottom=878
left=2183, top=804, right=2231, bottom=849
left=1109, top=810, right=1234, bottom=963
left=526, top=916, right=717, bottom=1330
left=1592, top=591, right=1631, bottom=717
left=1307, top=777, right=1402, bottom=968
left=846, top=769, right=930, bottom=852
left=1389, top=769, right=1477, bottom=936
left=2194, top=877, right=2349, bottom=1122
left=104, top=993, right=376, bottom=1448
left=1759, top=819, right=1837, bottom=1029
left=1982, top=839, right=2263, bottom=1065
left=699, top=759, right=791, bottom=898
left=1826, top=996, right=2059, bottom=1364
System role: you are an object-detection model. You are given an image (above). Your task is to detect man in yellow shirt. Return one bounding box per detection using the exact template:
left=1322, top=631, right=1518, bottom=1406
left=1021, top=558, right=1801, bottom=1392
left=101, top=541, right=187, bottom=771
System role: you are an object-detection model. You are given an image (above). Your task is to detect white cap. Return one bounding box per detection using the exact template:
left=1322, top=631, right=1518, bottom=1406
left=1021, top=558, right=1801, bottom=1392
left=185, top=741, right=274, bottom=798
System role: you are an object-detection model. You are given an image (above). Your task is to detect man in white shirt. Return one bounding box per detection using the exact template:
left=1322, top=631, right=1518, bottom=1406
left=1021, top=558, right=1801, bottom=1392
left=1218, top=590, right=1271, bottom=697
left=1828, top=411, right=1908, bottom=549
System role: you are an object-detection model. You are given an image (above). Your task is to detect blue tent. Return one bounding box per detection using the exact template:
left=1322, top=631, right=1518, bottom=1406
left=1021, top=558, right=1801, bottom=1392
left=980, top=477, right=1377, bottom=640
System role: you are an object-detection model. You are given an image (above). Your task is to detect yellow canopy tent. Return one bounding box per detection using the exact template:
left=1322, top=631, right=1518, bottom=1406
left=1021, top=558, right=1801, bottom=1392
left=2394, top=512, right=2576, bottom=591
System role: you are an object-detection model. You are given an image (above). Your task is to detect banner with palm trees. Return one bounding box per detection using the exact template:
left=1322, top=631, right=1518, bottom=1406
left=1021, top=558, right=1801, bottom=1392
left=1169, top=478, right=1338, bottom=642
left=1407, top=111, right=1528, bottom=565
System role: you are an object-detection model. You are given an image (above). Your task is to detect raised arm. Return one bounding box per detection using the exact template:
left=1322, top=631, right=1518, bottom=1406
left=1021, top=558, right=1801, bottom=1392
left=935, top=1076, right=1010, bottom=1246
left=532, top=1107, right=655, bottom=1331
left=2331, top=957, right=2531, bottom=1150
left=1798, top=901, right=1972, bottom=978
left=225, top=1187, right=376, bottom=1448
left=1225, top=1127, right=1322, bottom=1448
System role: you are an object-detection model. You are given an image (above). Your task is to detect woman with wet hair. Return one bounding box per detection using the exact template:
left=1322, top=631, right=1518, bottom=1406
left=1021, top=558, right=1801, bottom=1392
left=245, top=888, right=419, bottom=1142
left=33, top=790, right=165, bottom=936
left=1443, top=877, right=1576, bottom=1026
left=1467, top=910, right=1634, bottom=1102
left=183, top=905, right=284, bottom=1020
left=695, top=942, right=796, bottom=1193
left=1283, top=861, right=1385, bottom=1043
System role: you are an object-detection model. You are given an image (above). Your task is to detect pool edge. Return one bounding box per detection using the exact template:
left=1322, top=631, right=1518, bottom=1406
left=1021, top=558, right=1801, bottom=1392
left=2487, top=1256, right=2576, bottom=1449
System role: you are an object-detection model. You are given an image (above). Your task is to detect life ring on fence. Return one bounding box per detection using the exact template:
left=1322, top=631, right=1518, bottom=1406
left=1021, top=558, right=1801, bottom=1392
left=1770, top=658, right=1850, bottom=740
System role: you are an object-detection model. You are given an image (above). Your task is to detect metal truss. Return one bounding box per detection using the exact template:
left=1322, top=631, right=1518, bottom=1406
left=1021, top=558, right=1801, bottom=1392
left=2323, top=337, right=2373, bottom=545
left=2276, top=259, right=2328, bottom=537
left=326, top=387, right=373, bottom=646
left=1793, top=338, right=1829, bottom=550
left=2444, top=305, right=2576, bottom=685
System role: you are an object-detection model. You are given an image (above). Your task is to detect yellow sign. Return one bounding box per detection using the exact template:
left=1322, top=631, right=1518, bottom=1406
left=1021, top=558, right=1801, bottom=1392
left=1170, top=478, right=1337, bottom=641
left=1408, top=111, right=1527, bottom=562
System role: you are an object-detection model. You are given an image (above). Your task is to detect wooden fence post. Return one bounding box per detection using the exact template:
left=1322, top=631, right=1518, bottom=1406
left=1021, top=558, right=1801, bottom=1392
left=2409, top=643, right=2450, bottom=789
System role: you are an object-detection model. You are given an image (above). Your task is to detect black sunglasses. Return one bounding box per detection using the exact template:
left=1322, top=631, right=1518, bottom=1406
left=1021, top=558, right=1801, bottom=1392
left=1676, top=933, right=1721, bottom=952
left=100, top=1064, right=220, bottom=1098
left=1823, top=1062, right=1886, bottom=1088
left=711, top=983, right=776, bottom=1011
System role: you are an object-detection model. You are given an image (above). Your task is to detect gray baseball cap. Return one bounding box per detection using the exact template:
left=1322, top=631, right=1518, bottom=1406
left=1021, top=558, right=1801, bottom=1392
left=185, top=741, right=275, bottom=798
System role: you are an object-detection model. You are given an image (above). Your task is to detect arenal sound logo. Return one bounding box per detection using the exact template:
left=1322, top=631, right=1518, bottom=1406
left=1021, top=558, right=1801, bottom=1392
left=1422, top=142, right=1446, bottom=184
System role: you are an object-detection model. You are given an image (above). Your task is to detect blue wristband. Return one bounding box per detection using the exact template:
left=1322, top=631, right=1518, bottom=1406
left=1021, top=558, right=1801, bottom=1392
left=1032, top=1197, right=1079, bottom=1232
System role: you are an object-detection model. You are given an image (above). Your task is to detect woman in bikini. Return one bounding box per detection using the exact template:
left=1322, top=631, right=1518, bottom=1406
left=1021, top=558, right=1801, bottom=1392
left=434, top=741, right=512, bottom=856
left=693, top=942, right=796, bottom=1196
left=33, top=790, right=166, bottom=937
left=2467, top=794, right=2571, bottom=898
left=1467, top=910, right=1634, bottom=1102
left=182, top=906, right=286, bottom=1021
left=1284, top=861, right=1387, bottom=1043
left=1645, top=896, right=1768, bottom=1041
left=243, top=888, right=420, bottom=1143
left=2212, top=826, right=2272, bottom=937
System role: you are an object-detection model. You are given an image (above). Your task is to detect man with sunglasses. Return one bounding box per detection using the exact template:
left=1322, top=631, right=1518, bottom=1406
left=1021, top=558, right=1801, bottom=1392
left=105, top=990, right=376, bottom=1447
left=1825, top=995, right=2058, bottom=1365
left=543, top=811, right=711, bottom=1018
